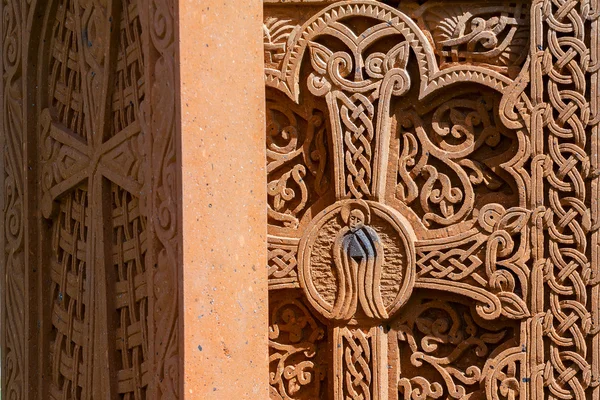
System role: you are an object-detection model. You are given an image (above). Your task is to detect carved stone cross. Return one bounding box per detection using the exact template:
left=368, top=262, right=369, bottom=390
left=38, top=0, right=148, bottom=396
left=265, top=1, right=600, bottom=399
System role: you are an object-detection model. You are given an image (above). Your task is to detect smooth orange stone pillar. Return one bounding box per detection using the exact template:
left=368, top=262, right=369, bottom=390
left=178, top=0, right=268, bottom=398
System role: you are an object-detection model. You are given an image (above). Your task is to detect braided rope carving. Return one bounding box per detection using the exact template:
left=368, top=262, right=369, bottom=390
left=533, top=0, right=600, bottom=397
left=339, top=93, right=375, bottom=198
left=342, top=328, right=372, bottom=400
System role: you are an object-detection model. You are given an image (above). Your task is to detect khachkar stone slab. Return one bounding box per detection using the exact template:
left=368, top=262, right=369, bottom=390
left=264, top=0, right=600, bottom=399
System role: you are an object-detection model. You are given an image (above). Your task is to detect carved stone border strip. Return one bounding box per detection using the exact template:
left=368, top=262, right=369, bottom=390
left=590, top=2, right=600, bottom=396
left=530, top=0, right=600, bottom=398
left=2, top=0, right=26, bottom=397
left=141, top=0, right=180, bottom=397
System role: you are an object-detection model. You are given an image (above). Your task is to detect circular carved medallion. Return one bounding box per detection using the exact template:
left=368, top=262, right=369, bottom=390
left=298, top=200, right=416, bottom=323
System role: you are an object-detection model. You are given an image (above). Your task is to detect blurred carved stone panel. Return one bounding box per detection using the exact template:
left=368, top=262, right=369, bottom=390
left=2, top=0, right=179, bottom=397
left=264, top=0, right=600, bottom=399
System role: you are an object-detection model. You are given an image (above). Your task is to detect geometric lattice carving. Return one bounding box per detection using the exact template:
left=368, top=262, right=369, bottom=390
left=49, top=187, right=90, bottom=399
left=42, top=0, right=151, bottom=394
left=111, top=12, right=147, bottom=394
left=48, top=0, right=87, bottom=139
left=43, top=0, right=151, bottom=396
left=111, top=0, right=145, bottom=142
left=112, top=184, right=149, bottom=398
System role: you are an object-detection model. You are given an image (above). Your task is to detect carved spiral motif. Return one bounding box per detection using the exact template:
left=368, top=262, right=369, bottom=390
left=266, top=90, right=330, bottom=230
left=394, top=296, right=521, bottom=400
left=396, top=90, right=519, bottom=230
left=3, top=0, right=25, bottom=397
left=269, top=292, right=327, bottom=399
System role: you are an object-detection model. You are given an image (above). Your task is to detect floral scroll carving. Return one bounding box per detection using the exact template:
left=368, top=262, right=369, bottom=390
left=267, top=89, right=332, bottom=232
left=389, top=88, right=522, bottom=232
left=2, top=0, right=26, bottom=396
left=145, top=0, right=181, bottom=396
left=391, top=295, right=521, bottom=400
left=269, top=290, right=328, bottom=400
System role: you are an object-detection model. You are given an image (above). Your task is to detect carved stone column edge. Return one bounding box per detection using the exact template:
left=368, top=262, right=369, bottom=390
left=139, top=0, right=183, bottom=397
left=0, top=0, right=5, bottom=393
left=177, top=0, right=269, bottom=398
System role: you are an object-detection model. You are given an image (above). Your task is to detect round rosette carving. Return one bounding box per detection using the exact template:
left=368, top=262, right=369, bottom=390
left=298, top=200, right=416, bottom=324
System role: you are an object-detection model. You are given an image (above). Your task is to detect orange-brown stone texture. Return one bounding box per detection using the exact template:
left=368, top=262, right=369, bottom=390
left=180, top=0, right=268, bottom=398
left=2, top=0, right=600, bottom=399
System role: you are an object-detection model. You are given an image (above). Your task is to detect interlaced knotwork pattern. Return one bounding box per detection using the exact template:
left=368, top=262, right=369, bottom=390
left=339, top=93, right=375, bottom=199
left=48, top=0, right=87, bottom=140
left=112, top=185, right=149, bottom=399
left=49, top=187, right=90, bottom=399
left=533, top=0, right=600, bottom=397
left=341, top=328, right=372, bottom=400
left=111, top=0, right=144, bottom=139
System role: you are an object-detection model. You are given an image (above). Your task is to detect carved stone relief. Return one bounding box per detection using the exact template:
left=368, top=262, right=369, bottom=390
left=269, top=290, right=329, bottom=399
left=264, top=0, right=600, bottom=399
left=1, top=0, right=598, bottom=398
left=2, top=0, right=179, bottom=397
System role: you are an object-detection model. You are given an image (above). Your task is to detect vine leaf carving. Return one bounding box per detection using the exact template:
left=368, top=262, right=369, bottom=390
left=392, top=296, right=521, bottom=400
left=269, top=291, right=327, bottom=400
